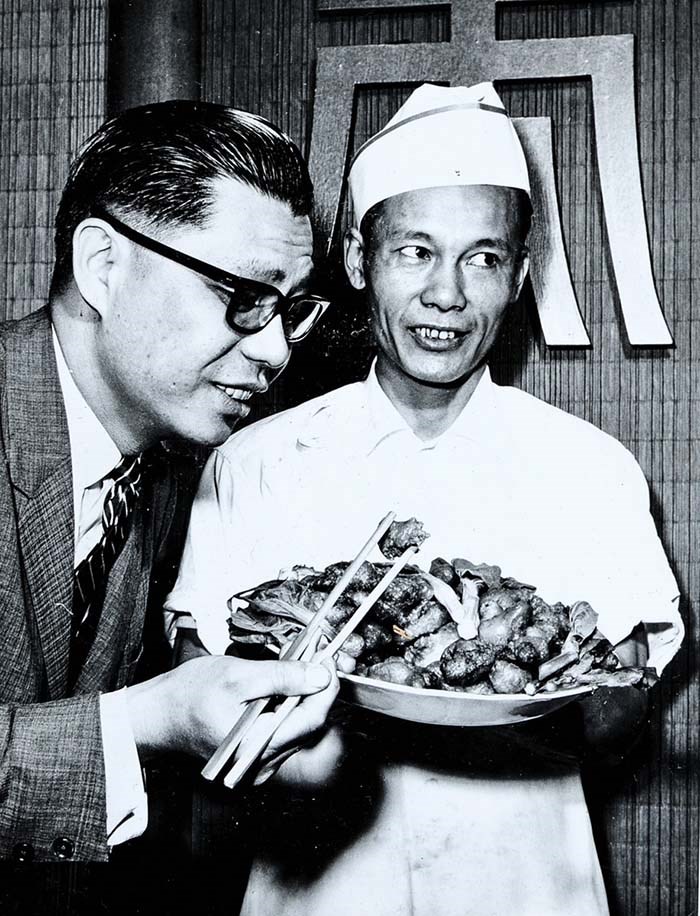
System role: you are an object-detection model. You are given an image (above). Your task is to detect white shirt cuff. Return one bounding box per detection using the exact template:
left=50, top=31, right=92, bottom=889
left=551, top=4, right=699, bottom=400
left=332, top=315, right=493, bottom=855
left=100, top=688, right=148, bottom=845
left=163, top=609, right=198, bottom=648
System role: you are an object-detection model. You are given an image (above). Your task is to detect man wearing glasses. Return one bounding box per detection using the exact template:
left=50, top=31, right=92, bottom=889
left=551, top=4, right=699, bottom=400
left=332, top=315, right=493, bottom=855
left=0, top=100, right=336, bottom=862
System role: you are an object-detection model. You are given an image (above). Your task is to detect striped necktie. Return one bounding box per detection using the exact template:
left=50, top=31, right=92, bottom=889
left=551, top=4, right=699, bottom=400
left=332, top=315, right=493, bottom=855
left=68, top=452, right=148, bottom=689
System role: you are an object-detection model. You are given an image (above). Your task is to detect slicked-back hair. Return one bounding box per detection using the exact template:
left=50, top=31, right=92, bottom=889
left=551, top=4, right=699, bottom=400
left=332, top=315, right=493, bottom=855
left=50, top=99, right=314, bottom=296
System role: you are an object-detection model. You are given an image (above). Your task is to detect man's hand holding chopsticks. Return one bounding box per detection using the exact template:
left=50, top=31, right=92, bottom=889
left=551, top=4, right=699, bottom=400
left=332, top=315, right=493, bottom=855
left=124, top=655, right=339, bottom=774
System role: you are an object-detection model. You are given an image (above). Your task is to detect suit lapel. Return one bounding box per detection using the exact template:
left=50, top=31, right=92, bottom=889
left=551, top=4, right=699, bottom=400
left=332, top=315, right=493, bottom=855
left=6, top=309, right=74, bottom=699
left=76, top=499, right=155, bottom=694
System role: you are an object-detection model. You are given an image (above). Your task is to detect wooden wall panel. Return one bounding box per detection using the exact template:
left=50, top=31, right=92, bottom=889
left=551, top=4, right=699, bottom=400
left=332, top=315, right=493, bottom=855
left=495, top=6, right=698, bottom=913
left=0, top=0, right=106, bottom=323
left=202, top=3, right=698, bottom=915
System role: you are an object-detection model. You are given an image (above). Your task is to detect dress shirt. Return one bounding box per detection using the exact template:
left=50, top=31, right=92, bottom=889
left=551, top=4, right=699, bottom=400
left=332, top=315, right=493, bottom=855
left=52, top=330, right=147, bottom=846
left=165, top=364, right=682, bottom=916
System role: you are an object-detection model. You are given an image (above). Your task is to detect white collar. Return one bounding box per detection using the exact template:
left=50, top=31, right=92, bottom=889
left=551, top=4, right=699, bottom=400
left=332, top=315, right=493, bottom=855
left=296, top=362, right=500, bottom=456
left=52, top=327, right=122, bottom=490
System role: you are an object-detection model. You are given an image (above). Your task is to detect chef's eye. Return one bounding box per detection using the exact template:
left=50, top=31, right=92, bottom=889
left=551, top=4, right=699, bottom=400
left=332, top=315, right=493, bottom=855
left=466, top=252, right=502, bottom=268
left=398, top=245, right=431, bottom=261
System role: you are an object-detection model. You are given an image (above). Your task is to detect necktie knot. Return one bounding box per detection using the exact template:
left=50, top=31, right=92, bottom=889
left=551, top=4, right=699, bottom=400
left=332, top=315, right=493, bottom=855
left=101, top=453, right=145, bottom=533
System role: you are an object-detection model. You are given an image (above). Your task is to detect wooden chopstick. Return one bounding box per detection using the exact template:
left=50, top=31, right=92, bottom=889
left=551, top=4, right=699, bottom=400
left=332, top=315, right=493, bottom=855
left=282, top=511, right=397, bottom=661
left=221, top=546, right=420, bottom=789
left=317, top=546, right=418, bottom=661
left=201, top=511, right=396, bottom=782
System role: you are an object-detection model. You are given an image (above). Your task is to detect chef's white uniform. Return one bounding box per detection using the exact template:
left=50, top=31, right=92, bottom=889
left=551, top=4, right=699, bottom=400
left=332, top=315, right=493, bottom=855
left=167, top=366, right=682, bottom=916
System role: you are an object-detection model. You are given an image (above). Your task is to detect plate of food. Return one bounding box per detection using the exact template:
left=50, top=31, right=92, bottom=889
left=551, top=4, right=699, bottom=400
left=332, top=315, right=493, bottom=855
left=227, top=518, right=657, bottom=727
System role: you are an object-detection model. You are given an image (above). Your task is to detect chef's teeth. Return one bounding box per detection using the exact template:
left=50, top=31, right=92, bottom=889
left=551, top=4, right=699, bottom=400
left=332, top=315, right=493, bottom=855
left=416, top=327, right=456, bottom=340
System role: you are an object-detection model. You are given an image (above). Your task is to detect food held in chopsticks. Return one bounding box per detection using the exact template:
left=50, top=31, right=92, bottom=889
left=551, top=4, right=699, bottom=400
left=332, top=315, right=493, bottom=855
left=227, top=519, right=658, bottom=696
left=378, top=517, right=430, bottom=559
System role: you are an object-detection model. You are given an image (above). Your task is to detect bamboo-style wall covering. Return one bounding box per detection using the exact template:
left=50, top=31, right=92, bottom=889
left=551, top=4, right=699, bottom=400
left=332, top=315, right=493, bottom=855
left=0, top=0, right=106, bottom=322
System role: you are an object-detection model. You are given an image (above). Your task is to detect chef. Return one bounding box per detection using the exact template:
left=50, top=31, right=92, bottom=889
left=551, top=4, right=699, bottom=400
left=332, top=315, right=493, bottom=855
left=165, top=83, right=683, bottom=915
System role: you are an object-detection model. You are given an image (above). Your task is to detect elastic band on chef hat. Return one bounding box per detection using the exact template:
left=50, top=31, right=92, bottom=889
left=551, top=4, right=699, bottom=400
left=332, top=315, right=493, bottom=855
left=348, top=82, right=530, bottom=228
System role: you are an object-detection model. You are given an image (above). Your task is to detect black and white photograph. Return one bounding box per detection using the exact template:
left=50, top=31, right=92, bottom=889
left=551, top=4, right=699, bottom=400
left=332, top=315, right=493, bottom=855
left=0, top=2, right=696, bottom=914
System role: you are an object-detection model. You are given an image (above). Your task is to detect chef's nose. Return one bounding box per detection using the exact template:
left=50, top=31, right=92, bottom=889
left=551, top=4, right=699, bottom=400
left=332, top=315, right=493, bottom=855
left=420, top=261, right=467, bottom=312
left=238, top=314, right=290, bottom=371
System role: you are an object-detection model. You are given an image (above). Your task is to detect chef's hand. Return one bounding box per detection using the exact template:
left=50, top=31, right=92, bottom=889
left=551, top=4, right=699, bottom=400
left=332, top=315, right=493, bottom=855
left=577, top=626, right=650, bottom=766
left=250, top=720, right=346, bottom=787
left=126, top=654, right=339, bottom=766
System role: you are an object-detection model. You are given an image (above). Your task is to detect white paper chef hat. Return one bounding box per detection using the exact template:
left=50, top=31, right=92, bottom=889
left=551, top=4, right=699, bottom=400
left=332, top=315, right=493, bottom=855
left=348, top=82, right=530, bottom=227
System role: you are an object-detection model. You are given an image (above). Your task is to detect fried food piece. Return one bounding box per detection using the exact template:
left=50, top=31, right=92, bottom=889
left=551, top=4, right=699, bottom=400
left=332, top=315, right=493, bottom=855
left=314, top=560, right=383, bottom=592
left=421, top=661, right=445, bottom=688
left=477, top=586, right=535, bottom=622
left=505, top=633, right=550, bottom=669
left=366, top=658, right=426, bottom=687
left=338, top=632, right=365, bottom=659
left=405, top=622, right=460, bottom=668
left=462, top=680, right=496, bottom=695
left=489, top=659, right=533, bottom=694
left=440, top=638, right=497, bottom=686
left=429, top=557, right=459, bottom=590
left=403, top=599, right=450, bottom=639
left=478, top=596, right=504, bottom=621
left=375, top=574, right=433, bottom=625
left=325, top=597, right=357, bottom=627
left=359, top=620, right=395, bottom=656
left=379, top=518, right=430, bottom=559
left=530, top=597, right=569, bottom=650
left=477, top=600, right=530, bottom=649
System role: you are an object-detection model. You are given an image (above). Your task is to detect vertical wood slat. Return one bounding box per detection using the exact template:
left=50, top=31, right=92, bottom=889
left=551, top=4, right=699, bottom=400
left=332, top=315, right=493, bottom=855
left=0, top=0, right=106, bottom=323
left=201, top=3, right=697, bottom=915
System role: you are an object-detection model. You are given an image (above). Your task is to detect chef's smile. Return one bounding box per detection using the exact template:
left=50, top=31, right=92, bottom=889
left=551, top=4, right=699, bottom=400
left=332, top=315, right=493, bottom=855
left=409, top=325, right=467, bottom=350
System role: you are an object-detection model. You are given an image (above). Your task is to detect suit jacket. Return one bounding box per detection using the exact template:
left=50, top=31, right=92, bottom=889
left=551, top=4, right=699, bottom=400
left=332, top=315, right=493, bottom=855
left=0, top=307, right=202, bottom=862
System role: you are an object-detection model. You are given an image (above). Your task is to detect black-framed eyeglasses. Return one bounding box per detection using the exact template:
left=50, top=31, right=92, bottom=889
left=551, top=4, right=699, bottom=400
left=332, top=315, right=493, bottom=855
left=92, top=207, right=331, bottom=343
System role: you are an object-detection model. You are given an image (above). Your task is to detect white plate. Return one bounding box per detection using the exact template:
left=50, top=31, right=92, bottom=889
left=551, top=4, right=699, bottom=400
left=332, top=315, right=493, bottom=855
left=339, top=672, right=592, bottom=727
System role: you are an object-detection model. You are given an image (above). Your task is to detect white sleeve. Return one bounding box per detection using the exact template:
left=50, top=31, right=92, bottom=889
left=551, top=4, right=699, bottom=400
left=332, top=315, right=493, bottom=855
left=586, top=446, right=682, bottom=674
left=164, top=448, right=260, bottom=655
left=100, top=690, right=148, bottom=845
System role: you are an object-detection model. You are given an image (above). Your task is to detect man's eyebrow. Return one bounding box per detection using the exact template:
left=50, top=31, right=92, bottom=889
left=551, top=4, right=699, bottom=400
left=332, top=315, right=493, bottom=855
left=383, top=229, right=435, bottom=243
left=237, top=258, right=286, bottom=285
left=468, top=237, right=520, bottom=252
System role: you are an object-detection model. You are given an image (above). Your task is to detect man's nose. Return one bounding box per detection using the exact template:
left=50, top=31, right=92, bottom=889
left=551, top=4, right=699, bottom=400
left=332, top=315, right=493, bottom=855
left=237, top=315, right=290, bottom=371
left=420, top=261, right=467, bottom=311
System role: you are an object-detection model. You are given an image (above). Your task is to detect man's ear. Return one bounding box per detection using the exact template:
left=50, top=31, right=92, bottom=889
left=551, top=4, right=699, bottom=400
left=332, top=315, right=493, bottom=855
left=71, top=218, right=124, bottom=318
left=511, top=249, right=530, bottom=302
left=344, top=227, right=367, bottom=291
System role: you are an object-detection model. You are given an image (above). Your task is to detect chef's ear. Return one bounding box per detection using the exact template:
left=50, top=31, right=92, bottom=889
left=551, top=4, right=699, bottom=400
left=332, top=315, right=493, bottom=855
left=344, top=227, right=367, bottom=291
left=71, top=217, right=128, bottom=318
left=510, top=248, right=530, bottom=303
